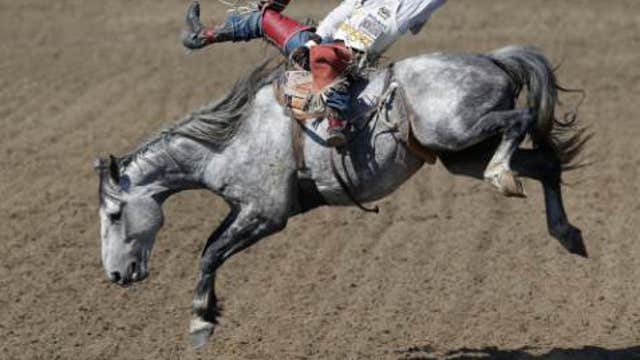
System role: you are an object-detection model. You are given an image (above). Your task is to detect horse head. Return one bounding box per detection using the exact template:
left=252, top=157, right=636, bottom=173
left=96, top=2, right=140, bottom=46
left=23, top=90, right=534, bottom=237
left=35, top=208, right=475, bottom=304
left=94, top=155, right=165, bottom=287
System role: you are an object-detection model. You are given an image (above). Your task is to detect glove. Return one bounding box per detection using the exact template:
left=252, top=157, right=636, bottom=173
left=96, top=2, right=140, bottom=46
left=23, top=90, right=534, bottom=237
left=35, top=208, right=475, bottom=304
left=258, top=0, right=291, bottom=12
left=290, top=46, right=311, bottom=70
left=290, top=36, right=321, bottom=70
left=289, top=34, right=321, bottom=71
left=182, top=1, right=215, bottom=50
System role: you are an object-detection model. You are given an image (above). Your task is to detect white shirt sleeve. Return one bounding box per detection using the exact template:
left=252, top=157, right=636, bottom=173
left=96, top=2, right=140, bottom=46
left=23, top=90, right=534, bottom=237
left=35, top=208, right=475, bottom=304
left=316, top=0, right=359, bottom=41
left=397, top=0, right=447, bottom=35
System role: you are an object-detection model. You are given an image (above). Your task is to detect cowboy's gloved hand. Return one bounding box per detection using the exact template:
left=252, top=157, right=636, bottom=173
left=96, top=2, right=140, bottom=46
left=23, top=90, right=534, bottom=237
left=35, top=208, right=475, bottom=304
left=289, top=35, right=320, bottom=70
left=182, top=1, right=214, bottom=50
left=290, top=46, right=310, bottom=70
left=258, top=0, right=289, bottom=12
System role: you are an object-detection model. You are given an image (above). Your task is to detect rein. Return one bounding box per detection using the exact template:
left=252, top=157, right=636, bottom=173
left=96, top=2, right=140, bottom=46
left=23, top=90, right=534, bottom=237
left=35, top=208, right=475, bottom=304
left=326, top=65, right=401, bottom=214
left=330, top=149, right=380, bottom=214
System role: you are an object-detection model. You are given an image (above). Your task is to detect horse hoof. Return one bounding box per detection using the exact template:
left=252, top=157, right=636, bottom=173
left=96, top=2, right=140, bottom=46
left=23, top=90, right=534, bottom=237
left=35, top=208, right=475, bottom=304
left=190, top=329, right=212, bottom=349
left=551, top=224, right=588, bottom=258
left=189, top=318, right=215, bottom=348
left=485, top=169, right=527, bottom=198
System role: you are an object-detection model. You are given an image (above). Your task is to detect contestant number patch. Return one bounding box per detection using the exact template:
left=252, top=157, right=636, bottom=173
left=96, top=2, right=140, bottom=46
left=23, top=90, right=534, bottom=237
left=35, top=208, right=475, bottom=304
left=359, top=14, right=386, bottom=39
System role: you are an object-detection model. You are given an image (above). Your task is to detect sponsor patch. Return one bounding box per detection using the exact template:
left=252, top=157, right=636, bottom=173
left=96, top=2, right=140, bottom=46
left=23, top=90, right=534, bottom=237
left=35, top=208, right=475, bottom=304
left=359, top=14, right=386, bottom=39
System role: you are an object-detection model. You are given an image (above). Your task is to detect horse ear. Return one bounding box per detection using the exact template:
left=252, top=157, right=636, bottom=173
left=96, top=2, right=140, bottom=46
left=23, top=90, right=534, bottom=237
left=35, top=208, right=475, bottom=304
left=108, top=155, right=121, bottom=184
left=93, top=158, right=106, bottom=174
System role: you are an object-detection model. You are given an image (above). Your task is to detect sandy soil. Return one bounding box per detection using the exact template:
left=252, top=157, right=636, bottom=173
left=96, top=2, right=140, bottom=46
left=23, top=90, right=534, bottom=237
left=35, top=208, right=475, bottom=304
left=1, top=1, right=640, bottom=359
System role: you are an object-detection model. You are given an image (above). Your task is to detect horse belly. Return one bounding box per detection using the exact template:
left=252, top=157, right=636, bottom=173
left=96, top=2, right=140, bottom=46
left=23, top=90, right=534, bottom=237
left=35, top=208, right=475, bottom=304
left=303, top=120, right=425, bottom=206
left=353, top=143, right=425, bottom=203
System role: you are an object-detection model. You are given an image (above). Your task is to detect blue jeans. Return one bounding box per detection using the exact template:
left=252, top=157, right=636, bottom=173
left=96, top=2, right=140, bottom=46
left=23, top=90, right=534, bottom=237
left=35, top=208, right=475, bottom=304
left=225, top=12, right=263, bottom=41
left=224, top=11, right=312, bottom=56
left=225, top=11, right=352, bottom=119
left=325, top=86, right=351, bottom=118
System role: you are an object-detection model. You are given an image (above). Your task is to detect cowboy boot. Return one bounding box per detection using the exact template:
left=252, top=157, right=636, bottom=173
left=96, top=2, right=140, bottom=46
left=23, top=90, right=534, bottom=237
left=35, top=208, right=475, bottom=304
left=326, top=112, right=348, bottom=148
left=323, top=81, right=352, bottom=148
left=182, top=1, right=235, bottom=50
left=183, top=1, right=311, bottom=52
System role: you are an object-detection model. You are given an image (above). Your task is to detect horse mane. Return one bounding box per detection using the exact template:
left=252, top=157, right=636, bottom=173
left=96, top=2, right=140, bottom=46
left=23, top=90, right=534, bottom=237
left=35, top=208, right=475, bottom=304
left=169, top=58, right=281, bottom=148
left=116, top=57, right=281, bottom=172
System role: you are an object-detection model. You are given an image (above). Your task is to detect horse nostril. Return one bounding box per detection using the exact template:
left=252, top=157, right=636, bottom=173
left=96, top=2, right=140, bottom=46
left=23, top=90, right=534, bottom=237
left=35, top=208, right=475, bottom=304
left=130, top=262, right=138, bottom=280
left=110, top=271, right=122, bottom=283
left=128, top=262, right=137, bottom=276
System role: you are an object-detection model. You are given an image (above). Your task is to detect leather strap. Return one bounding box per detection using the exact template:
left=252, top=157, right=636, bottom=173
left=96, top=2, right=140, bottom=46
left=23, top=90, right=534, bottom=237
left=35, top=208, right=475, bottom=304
left=331, top=150, right=380, bottom=214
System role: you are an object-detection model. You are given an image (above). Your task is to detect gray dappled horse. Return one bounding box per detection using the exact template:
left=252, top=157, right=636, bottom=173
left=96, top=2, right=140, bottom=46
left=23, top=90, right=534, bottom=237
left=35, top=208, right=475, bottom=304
left=95, top=46, right=587, bottom=347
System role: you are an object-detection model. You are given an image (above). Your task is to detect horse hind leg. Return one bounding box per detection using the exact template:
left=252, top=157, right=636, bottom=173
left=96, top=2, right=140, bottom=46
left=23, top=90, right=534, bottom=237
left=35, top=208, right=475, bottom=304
left=428, top=108, right=533, bottom=196
left=479, top=109, right=535, bottom=197
left=439, top=144, right=587, bottom=257
left=511, top=146, right=587, bottom=257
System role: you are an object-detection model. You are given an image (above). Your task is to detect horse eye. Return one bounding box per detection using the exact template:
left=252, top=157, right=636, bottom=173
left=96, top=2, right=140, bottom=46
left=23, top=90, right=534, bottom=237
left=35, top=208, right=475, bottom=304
left=109, top=211, right=122, bottom=222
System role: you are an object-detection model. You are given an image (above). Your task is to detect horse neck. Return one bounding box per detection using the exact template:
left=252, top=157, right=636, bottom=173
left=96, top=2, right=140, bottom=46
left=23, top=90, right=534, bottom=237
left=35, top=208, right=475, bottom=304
left=124, top=85, right=293, bottom=203
left=123, top=134, right=210, bottom=200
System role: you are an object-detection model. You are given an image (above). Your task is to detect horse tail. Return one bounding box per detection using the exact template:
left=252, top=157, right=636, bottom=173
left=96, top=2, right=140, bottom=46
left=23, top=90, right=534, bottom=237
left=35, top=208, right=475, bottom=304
left=490, top=46, right=589, bottom=170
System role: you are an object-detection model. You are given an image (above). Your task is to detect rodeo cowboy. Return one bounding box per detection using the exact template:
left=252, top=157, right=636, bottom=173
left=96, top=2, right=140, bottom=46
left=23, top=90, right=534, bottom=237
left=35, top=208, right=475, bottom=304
left=183, top=0, right=447, bottom=147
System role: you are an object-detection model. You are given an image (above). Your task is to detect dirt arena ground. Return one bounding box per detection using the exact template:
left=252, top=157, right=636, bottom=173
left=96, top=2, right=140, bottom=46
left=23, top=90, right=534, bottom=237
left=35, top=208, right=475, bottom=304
left=1, top=0, right=639, bottom=359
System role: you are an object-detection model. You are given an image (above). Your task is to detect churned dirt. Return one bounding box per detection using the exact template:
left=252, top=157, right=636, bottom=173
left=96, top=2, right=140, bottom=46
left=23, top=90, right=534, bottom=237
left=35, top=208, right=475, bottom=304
left=1, top=0, right=640, bottom=359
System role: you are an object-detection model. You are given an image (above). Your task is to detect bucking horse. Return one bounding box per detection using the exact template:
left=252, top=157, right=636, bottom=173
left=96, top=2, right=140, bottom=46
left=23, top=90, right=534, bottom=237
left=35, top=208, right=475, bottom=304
left=95, top=46, right=588, bottom=347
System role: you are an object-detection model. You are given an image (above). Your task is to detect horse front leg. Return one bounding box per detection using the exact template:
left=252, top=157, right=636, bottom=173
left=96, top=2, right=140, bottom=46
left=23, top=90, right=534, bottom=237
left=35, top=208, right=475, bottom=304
left=189, top=207, right=287, bottom=348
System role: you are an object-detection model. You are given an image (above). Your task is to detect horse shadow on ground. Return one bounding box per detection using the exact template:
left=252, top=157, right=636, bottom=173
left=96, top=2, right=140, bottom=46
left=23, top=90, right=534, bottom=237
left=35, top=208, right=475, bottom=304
left=391, top=345, right=640, bottom=360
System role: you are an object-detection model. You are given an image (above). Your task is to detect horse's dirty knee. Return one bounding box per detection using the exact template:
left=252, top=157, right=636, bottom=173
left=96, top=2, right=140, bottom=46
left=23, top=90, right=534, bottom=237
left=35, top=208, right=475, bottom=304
left=485, top=167, right=527, bottom=198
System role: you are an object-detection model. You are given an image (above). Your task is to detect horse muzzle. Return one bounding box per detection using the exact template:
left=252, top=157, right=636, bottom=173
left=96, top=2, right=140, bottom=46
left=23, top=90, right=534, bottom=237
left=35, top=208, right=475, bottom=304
left=107, top=260, right=148, bottom=287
